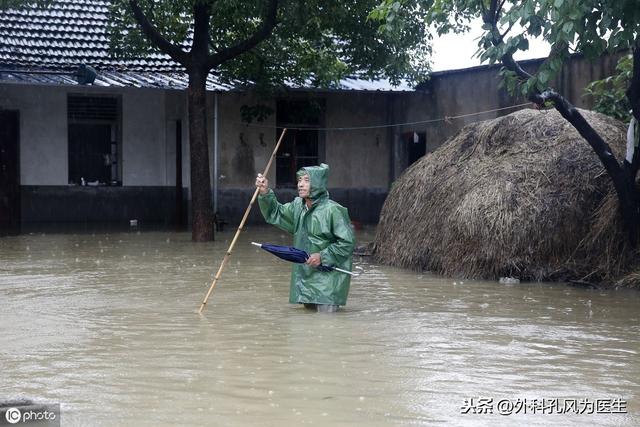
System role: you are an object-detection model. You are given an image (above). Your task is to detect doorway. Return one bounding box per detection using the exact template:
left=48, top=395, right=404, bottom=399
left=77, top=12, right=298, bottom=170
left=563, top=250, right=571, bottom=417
left=0, top=110, right=20, bottom=235
left=404, top=131, right=426, bottom=166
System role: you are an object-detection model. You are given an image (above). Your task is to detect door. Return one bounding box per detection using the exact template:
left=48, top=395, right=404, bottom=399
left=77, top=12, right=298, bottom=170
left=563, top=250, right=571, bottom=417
left=0, top=110, right=20, bottom=235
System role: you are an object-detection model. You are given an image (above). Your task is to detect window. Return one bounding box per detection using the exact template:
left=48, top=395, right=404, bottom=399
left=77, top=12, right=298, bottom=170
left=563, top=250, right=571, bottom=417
left=275, top=99, right=323, bottom=187
left=67, top=95, right=121, bottom=185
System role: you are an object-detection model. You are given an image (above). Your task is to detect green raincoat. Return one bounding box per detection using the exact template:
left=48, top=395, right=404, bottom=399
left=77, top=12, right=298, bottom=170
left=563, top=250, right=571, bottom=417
left=258, top=164, right=355, bottom=305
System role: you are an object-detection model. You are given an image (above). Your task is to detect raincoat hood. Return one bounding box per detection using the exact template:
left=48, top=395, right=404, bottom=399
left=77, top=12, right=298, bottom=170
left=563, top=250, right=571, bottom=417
left=297, top=163, right=329, bottom=201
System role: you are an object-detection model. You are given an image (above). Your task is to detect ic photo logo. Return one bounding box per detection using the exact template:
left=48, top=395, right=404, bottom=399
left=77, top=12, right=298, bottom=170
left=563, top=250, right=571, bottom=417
left=4, top=407, right=21, bottom=424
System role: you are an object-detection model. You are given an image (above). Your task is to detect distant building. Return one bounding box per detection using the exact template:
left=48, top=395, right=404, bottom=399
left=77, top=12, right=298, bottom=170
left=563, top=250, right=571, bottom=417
left=0, top=0, right=619, bottom=233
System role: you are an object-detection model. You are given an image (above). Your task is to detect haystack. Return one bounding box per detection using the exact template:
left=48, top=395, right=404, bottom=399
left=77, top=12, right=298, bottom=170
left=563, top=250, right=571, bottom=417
left=373, top=108, right=637, bottom=284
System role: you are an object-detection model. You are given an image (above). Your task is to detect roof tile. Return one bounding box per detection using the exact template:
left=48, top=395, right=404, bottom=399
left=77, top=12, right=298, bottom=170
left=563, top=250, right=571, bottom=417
left=0, top=0, right=412, bottom=91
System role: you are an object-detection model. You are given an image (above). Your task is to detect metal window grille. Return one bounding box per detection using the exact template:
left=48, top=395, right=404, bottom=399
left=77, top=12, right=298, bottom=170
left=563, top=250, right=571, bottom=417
left=68, top=95, right=118, bottom=121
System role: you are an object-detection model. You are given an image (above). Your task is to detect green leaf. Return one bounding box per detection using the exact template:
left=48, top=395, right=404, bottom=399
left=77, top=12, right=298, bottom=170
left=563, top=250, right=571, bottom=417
left=518, top=38, right=529, bottom=51
left=538, top=70, right=549, bottom=85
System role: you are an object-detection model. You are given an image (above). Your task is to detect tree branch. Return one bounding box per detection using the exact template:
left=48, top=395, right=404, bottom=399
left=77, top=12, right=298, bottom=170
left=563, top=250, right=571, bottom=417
left=501, top=52, right=534, bottom=82
left=128, top=0, right=189, bottom=66
left=540, top=89, right=638, bottom=245
left=497, top=0, right=507, bottom=18
left=485, top=4, right=640, bottom=244
left=482, top=3, right=534, bottom=85
left=479, top=0, right=487, bottom=20
left=539, top=90, right=624, bottom=184
left=206, top=0, right=278, bottom=69
left=499, top=20, right=515, bottom=40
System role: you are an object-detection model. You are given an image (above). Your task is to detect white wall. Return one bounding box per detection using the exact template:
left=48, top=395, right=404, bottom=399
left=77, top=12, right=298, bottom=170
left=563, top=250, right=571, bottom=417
left=0, top=82, right=180, bottom=187
left=216, top=92, right=277, bottom=188
left=324, top=92, right=390, bottom=188
left=121, top=88, right=166, bottom=186
left=0, top=82, right=394, bottom=191
left=0, top=84, right=67, bottom=185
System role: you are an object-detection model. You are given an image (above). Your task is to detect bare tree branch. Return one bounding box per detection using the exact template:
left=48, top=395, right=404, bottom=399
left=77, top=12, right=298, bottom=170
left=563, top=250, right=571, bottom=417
left=128, top=0, right=189, bottom=66
left=206, top=0, right=278, bottom=69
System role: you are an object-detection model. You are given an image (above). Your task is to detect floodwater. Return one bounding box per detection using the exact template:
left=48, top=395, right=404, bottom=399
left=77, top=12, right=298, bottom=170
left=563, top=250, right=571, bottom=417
left=1, top=226, right=639, bottom=427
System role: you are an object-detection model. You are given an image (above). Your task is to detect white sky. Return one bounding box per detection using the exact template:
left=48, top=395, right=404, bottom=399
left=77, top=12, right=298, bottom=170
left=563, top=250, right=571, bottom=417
left=429, top=18, right=551, bottom=72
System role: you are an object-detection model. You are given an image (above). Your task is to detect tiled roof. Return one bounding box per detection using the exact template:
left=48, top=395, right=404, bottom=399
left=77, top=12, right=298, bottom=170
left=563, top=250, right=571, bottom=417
left=0, top=0, right=413, bottom=91
left=0, top=0, right=180, bottom=71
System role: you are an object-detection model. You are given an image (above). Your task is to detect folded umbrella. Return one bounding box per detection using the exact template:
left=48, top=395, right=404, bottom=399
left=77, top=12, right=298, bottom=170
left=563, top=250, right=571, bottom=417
left=251, top=242, right=359, bottom=276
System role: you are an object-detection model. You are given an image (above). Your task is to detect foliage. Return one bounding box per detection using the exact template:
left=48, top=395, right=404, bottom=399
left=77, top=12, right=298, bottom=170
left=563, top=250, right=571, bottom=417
left=585, top=55, right=633, bottom=122
left=108, top=0, right=431, bottom=89
left=373, top=0, right=640, bottom=99
left=240, top=103, right=274, bottom=123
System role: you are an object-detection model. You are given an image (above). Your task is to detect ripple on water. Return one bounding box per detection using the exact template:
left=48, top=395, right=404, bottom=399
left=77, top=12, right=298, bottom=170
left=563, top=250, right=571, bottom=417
left=1, top=228, right=639, bottom=427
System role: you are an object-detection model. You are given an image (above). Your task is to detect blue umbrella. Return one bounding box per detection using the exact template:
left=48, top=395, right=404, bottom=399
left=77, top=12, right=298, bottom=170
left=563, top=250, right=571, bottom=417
left=251, top=242, right=358, bottom=276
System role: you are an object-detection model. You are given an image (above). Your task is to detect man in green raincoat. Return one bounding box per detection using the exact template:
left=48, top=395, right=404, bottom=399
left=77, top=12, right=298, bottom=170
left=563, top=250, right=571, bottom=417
left=255, top=163, right=355, bottom=312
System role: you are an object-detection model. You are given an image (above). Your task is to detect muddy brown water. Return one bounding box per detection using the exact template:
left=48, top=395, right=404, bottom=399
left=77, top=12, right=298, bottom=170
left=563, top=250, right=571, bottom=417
left=1, top=226, right=639, bottom=426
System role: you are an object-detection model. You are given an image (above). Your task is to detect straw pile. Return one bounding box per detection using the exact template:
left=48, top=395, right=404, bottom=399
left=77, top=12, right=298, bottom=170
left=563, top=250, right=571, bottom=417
left=373, top=108, right=639, bottom=285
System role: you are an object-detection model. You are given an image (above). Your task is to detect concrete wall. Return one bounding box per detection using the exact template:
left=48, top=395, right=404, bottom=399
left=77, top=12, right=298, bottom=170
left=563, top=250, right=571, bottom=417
left=122, top=87, right=167, bottom=185
left=324, top=92, right=390, bottom=188
left=0, top=83, right=184, bottom=187
left=0, top=82, right=192, bottom=224
left=388, top=54, right=622, bottom=180
left=1, top=53, right=623, bottom=225
left=0, top=85, right=67, bottom=185
left=212, top=90, right=393, bottom=223
left=214, top=91, right=392, bottom=190
left=215, top=91, right=276, bottom=189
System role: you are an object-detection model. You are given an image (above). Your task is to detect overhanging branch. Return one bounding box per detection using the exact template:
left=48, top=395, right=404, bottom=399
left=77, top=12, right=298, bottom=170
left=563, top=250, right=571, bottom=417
left=484, top=1, right=638, bottom=246
left=128, top=0, right=189, bottom=66
left=206, top=0, right=278, bottom=69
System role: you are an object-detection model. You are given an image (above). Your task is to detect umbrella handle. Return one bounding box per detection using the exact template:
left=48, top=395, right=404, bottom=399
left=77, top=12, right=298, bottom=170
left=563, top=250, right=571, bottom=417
left=328, top=265, right=364, bottom=277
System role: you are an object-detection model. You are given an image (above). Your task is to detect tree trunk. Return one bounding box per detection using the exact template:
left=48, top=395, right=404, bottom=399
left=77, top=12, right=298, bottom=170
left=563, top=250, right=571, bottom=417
left=531, top=91, right=639, bottom=247
left=188, top=69, right=214, bottom=242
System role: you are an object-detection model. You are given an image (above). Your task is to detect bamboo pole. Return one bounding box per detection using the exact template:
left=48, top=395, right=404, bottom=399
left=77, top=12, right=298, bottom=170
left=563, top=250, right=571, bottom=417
left=198, top=128, right=287, bottom=314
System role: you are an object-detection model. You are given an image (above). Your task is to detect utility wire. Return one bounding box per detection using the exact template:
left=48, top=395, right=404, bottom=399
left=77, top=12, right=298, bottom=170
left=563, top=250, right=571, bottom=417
left=234, top=102, right=533, bottom=131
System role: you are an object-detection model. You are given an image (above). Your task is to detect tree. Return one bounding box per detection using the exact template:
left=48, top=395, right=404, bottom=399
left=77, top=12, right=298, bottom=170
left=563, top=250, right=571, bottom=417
left=586, top=54, right=633, bottom=122
left=108, top=0, right=429, bottom=241
left=375, top=0, right=640, bottom=246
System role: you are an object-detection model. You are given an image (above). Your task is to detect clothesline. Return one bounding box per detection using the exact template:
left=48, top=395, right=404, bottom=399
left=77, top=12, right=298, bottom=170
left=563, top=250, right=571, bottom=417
left=233, top=102, right=534, bottom=132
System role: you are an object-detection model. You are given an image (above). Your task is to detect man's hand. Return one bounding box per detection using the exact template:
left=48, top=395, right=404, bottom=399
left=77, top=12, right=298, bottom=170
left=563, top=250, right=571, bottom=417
left=306, top=253, right=321, bottom=267
left=255, top=173, right=269, bottom=195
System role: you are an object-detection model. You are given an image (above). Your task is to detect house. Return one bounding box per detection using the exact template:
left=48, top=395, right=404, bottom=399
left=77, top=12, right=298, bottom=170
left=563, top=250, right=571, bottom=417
left=0, top=0, right=619, bottom=234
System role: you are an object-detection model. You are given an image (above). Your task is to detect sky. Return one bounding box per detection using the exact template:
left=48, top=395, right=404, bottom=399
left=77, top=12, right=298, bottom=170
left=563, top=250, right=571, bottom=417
left=429, top=18, right=551, bottom=72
